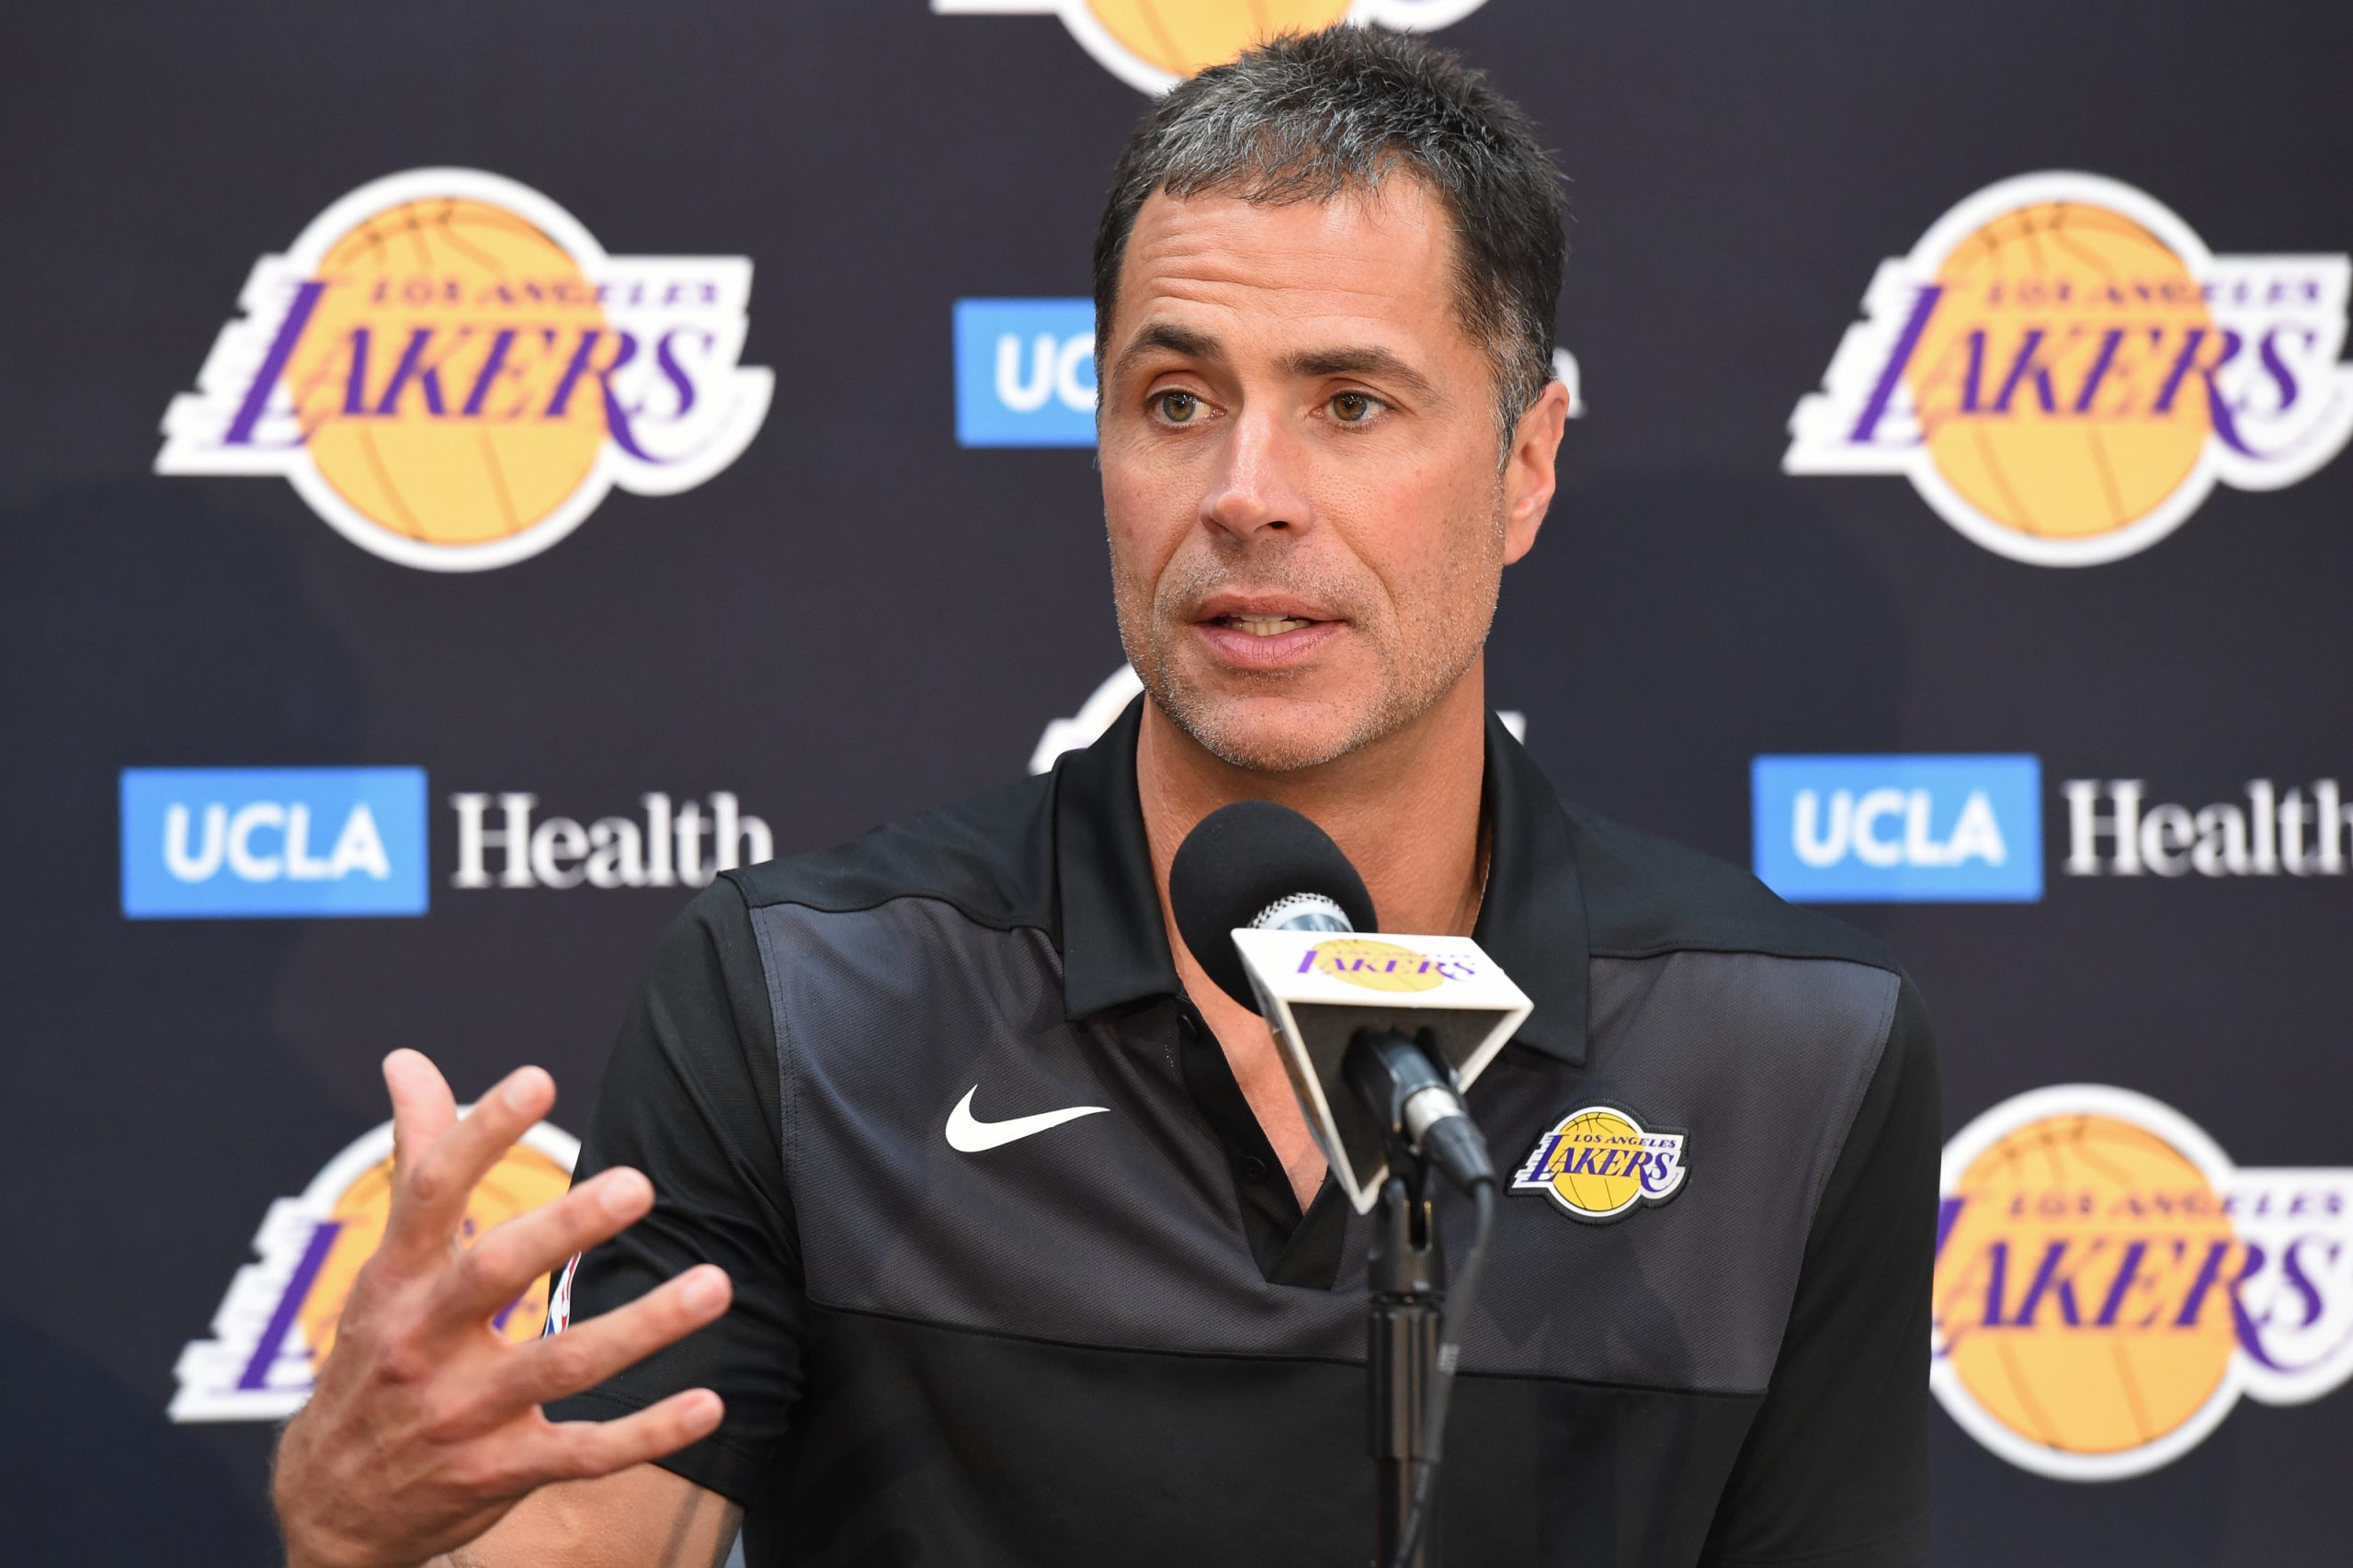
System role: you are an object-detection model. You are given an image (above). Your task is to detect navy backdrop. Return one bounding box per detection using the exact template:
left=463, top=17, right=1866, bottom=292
left=4, top=2, right=2349, bottom=1562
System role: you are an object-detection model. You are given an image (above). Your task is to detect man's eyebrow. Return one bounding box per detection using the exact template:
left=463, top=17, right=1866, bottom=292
left=1110, top=321, right=1224, bottom=381
left=1285, top=346, right=1447, bottom=407
left=1110, top=328, right=1449, bottom=408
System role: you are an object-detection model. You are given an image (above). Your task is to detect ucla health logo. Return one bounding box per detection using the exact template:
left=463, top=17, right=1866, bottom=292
left=121, top=767, right=428, bottom=918
left=933, top=1, right=1492, bottom=96
left=1752, top=756, right=2042, bottom=903
left=1787, top=173, right=2353, bottom=565
left=157, top=169, right=771, bottom=571
left=956, top=299, right=1098, bottom=448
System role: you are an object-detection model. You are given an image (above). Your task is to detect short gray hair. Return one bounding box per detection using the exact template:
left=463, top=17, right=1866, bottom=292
left=1092, top=25, right=1568, bottom=446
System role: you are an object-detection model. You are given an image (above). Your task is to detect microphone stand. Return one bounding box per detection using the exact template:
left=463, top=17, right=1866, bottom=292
left=1367, top=1149, right=1443, bottom=1568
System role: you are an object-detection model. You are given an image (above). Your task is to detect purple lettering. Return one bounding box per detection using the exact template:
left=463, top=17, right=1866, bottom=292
left=545, top=329, right=620, bottom=420
left=2071, top=328, right=2128, bottom=415
left=1937, top=1198, right=1966, bottom=1259
left=341, top=328, right=372, bottom=417
left=1991, top=329, right=2059, bottom=415
left=236, top=1219, right=342, bottom=1391
left=1958, top=328, right=1991, bottom=415
left=2253, top=326, right=2310, bottom=419
left=2275, top=1237, right=2333, bottom=1332
left=2013, top=1238, right=2095, bottom=1326
left=1981, top=1240, right=2011, bottom=1328
left=373, top=327, right=452, bottom=417
left=654, top=327, right=705, bottom=418
left=461, top=328, right=521, bottom=417
left=2152, top=328, right=2213, bottom=414
left=2095, top=1239, right=2153, bottom=1326
left=222, top=280, right=326, bottom=446
left=597, top=335, right=656, bottom=460
left=2175, top=1238, right=2263, bottom=1328
left=1848, top=285, right=1942, bottom=444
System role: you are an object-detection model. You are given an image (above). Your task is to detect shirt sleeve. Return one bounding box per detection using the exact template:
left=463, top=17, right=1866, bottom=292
left=1699, top=973, right=1941, bottom=1568
left=540, top=876, right=802, bottom=1506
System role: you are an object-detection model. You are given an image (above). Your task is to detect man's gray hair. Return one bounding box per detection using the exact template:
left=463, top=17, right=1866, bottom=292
left=1092, top=25, right=1569, bottom=447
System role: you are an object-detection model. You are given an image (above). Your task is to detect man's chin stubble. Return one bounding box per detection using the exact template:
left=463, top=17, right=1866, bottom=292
left=1135, top=643, right=1439, bottom=776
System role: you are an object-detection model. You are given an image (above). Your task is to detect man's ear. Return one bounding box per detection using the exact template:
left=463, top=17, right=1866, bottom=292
left=1501, top=380, right=1571, bottom=565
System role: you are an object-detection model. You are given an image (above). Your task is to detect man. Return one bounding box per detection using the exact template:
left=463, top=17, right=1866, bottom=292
left=275, top=26, right=1938, bottom=1568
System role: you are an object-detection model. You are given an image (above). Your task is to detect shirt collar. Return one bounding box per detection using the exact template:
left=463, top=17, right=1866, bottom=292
left=1051, top=698, right=1591, bottom=1067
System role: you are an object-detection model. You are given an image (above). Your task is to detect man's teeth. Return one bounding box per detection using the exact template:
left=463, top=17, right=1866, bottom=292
left=1229, top=615, right=1312, bottom=637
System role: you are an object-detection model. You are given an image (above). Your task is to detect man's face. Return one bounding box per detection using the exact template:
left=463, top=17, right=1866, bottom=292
left=1099, top=178, right=1559, bottom=773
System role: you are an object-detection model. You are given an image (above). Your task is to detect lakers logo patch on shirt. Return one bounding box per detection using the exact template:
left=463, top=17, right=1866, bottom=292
left=1512, top=1105, right=1688, bottom=1222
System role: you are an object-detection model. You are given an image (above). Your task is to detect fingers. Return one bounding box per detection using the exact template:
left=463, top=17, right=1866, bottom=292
left=384, top=1050, right=456, bottom=1178
left=429, top=1167, right=655, bottom=1326
left=532, top=1389, right=727, bottom=1483
left=382, top=1063, right=555, bottom=1267
left=491, top=1265, right=732, bottom=1412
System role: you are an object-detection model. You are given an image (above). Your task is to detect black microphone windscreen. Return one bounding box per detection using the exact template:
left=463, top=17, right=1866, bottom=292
left=1168, top=801, right=1379, bottom=1013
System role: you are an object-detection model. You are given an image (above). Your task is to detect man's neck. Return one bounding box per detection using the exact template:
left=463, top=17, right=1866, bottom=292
left=1136, top=660, right=1492, bottom=949
left=1133, top=664, right=1491, bottom=1210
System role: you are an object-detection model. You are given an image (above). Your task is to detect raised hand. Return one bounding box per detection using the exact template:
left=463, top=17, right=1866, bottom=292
left=273, top=1050, right=733, bottom=1568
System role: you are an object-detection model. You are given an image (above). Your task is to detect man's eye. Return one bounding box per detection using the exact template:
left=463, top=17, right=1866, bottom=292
left=1331, top=392, right=1384, bottom=424
left=1154, top=391, right=1204, bottom=424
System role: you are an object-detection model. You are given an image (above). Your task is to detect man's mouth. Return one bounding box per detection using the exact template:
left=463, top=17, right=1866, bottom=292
left=1219, top=613, right=1318, bottom=638
left=1186, top=598, right=1347, bottom=670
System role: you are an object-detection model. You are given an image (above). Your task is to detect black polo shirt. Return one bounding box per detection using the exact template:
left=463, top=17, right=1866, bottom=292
left=547, top=699, right=1939, bottom=1567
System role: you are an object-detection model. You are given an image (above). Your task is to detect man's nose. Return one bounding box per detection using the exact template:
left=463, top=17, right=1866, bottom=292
left=1199, top=405, right=1313, bottom=541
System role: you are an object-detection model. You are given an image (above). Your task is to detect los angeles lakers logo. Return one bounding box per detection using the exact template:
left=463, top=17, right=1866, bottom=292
left=1786, top=173, right=2353, bottom=565
left=933, top=1, right=1492, bottom=96
left=157, top=169, right=772, bottom=571
left=1299, top=937, right=1473, bottom=992
left=1512, top=1105, right=1688, bottom=1223
left=1934, top=1085, right=2353, bottom=1479
left=170, top=1115, right=577, bottom=1421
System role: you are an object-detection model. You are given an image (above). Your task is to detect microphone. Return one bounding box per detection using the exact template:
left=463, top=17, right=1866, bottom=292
left=1172, top=801, right=1524, bottom=1568
left=1169, top=801, right=1529, bottom=1210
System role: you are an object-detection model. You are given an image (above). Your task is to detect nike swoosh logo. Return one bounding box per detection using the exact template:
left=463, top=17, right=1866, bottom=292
left=944, top=1085, right=1108, bottom=1153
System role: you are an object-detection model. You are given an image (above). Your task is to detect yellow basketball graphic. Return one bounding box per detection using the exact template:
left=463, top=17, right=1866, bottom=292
left=1936, top=1112, right=2239, bottom=1459
left=1512, top=1102, right=1688, bottom=1221
left=1548, top=1109, right=1645, bottom=1214
left=299, top=1140, right=575, bottom=1368
left=1786, top=172, right=2353, bottom=566
left=156, top=168, right=772, bottom=572
left=1305, top=937, right=1448, bottom=992
left=1903, top=201, right=2217, bottom=540
left=1081, top=0, right=1357, bottom=80
left=280, top=198, right=611, bottom=549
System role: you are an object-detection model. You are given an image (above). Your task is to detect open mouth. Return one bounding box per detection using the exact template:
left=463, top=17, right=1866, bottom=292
left=1189, top=600, right=1346, bottom=668
left=1217, top=613, right=1319, bottom=637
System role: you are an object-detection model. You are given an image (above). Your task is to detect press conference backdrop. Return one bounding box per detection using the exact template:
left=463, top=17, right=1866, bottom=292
left=3, top=2, right=2347, bottom=1562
